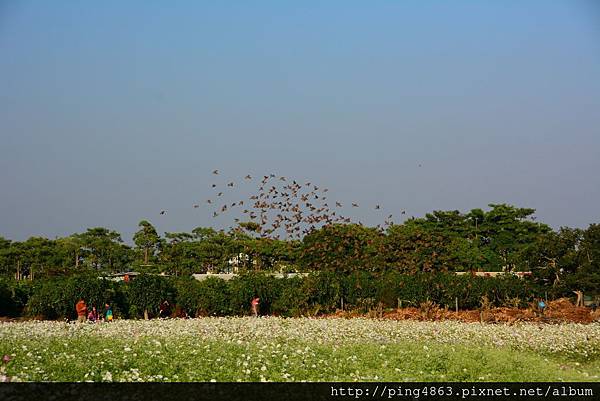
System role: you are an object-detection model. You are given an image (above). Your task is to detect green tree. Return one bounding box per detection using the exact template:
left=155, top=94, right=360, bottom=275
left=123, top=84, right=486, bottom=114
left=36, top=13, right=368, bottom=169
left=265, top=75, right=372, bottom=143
left=160, top=232, right=194, bottom=276
left=194, top=228, right=241, bottom=273
left=524, top=227, right=582, bottom=295
left=471, top=204, right=551, bottom=271
left=0, top=237, right=14, bottom=278
left=19, top=237, right=63, bottom=279
left=55, top=234, right=85, bottom=273
left=568, top=224, right=600, bottom=295
left=133, top=220, right=161, bottom=265
left=384, top=223, right=476, bottom=272
left=299, top=224, right=383, bottom=273
left=79, top=228, right=131, bottom=272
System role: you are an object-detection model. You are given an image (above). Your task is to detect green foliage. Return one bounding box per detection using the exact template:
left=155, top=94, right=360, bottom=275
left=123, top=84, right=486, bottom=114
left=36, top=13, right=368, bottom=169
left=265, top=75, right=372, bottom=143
left=374, top=272, right=538, bottom=310
left=197, top=277, right=231, bottom=316
left=0, top=279, right=17, bottom=316
left=133, top=220, right=161, bottom=265
left=126, top=274, right=175, bottom=318
left=174, top=276, right=231, bottom=316
left=271, top=276, right=308, bottom=317
left=301, top=271, right=343, bottom=313
left=568, top=224, right=600, bottom=295
left=26, top=275, right=119, bottom=319
left=172, top=276, right=202, bottom=316
left=9, top=280, right=33, bottom=316
left=1, top=204, right=598, bottom=318
left=9, top=270, right=545, bottom=319
left=299, top=224, right=384, bottom=273
left=0, top=277, right=32, bottom=317
left=78, top=227, right=132, bottom=272
left=342, top=271, right=377, bottom=310
left=384, top=224, right=471, bottom=272
left=228, top=272, right=278, bottom=315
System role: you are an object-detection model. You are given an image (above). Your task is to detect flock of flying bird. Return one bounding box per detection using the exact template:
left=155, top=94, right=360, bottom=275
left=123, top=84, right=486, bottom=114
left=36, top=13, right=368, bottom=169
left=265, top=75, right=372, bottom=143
left=160, top=169, right=409, bottom=240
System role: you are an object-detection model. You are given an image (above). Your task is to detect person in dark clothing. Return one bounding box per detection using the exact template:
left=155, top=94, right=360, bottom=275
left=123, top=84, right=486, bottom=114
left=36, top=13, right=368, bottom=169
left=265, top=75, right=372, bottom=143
left=159, top=300, right=171, bottom=318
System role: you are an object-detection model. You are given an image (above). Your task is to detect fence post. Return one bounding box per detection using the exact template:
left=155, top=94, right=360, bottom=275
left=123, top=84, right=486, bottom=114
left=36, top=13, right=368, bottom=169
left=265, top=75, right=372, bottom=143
left=455, top=297, right=458, bottom=313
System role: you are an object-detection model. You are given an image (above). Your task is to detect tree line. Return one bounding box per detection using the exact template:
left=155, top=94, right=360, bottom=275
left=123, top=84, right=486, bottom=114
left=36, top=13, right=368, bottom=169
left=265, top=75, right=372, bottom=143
left=0, top=204, right=599, bottom=295
left=1, top=272, right=541, bottom=319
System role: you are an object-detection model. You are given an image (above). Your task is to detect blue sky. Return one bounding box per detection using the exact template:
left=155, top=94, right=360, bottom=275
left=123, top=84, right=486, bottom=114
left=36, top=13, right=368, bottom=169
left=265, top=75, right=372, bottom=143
left=1, top=1, right=599, bottom=242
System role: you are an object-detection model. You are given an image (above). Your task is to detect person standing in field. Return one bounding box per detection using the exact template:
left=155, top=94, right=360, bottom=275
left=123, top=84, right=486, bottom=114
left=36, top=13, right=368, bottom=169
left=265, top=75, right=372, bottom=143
left=75, top=299, right=87, bottom=323
left=537, top=299, right=546, bottom=316
left=104, top=303, right=113, bottom=322
left=251, top=297, right=260, bottom=317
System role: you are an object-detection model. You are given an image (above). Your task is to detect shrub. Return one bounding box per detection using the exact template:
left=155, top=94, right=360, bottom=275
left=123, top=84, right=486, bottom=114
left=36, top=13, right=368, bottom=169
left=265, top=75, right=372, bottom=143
left=16, top=271, right=545, bottom=319
left=26, top=275, right=119, bottom=319
left=197, top=277, right=231, bottom=316
left=0, top=279, right=17, bottom=317
left=301, top=271, right=343, bottom=314
left=124, top=274, right=175, bottom=319
left=342, top=271, right=377, bottom=311
left=228, top=272, right=279, bottom=316
left=271, top=276, right=308, bottom=317
left=173, top=276, right=202, bottom=316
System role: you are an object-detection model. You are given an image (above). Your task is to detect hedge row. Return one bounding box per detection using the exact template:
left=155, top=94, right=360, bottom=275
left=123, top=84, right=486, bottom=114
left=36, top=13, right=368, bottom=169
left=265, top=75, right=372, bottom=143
left=0, top=272, right=544, bottom=319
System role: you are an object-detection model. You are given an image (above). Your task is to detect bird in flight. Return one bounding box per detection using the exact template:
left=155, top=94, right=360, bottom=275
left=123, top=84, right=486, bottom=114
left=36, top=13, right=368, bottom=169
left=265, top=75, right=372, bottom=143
left=217, top=192, right=223, bottom=197
left=375, top=205, right=380, bottom=210
left=401, top=210, right=406, bottom=215
left=245, top=175, right=252, bottom=180
left=193, top=204, right=199, bottom=208
left=211, top=184, right=216, bottom=188
left=335, top=202, right=342, bottom=207
left=352, top=203, right=359, bottom=207
left=160, top=210, right=166, bottom=215
left=228, top=182, right=234, bottom=187
left=207, top=199, right=212, bottom=204
left=213, top=170, right=219, bottom=175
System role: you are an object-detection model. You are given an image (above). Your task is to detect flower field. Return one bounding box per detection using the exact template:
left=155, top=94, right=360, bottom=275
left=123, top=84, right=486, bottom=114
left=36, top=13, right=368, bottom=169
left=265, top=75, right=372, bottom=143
left=1, top=318, right=599, bottom=382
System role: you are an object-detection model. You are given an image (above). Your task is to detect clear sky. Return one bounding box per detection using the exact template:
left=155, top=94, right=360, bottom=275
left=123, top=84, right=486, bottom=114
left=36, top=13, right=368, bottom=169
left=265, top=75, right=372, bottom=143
left=1, top=1, right=599, bottom=242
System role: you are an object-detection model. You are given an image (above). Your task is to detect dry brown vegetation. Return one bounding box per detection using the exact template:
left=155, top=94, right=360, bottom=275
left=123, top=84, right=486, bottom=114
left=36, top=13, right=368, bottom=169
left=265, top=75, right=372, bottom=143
left=328, top=298, right=600, bottom=324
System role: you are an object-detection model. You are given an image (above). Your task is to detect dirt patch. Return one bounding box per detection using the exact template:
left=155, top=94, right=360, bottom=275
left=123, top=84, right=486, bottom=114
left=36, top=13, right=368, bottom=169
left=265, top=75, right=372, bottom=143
left=325, top=298, right=599, bottom=324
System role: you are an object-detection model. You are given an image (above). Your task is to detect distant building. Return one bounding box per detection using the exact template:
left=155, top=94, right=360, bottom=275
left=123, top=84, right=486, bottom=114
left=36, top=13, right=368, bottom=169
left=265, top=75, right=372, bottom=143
left=107, top=271, right=140, bottom=282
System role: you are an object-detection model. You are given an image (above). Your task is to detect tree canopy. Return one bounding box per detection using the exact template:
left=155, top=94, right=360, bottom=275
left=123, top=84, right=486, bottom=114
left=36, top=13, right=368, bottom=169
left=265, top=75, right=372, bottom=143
left=0, top=205, right=598, bottom=296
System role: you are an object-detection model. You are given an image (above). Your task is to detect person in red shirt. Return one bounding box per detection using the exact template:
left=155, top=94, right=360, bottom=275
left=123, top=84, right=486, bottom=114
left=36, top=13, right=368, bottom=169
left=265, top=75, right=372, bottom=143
left=75, top=299, right=87, bottom=323
left=251, top=297, right=260, bottom=317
